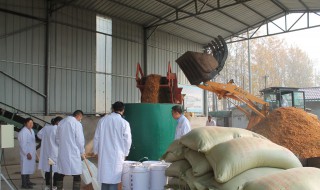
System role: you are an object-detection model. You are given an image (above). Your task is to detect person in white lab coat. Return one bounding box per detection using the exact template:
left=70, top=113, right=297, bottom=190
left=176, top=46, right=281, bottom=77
left=206, top=115, right=216, bottom=126
left=94, top=101, right=132, bottom=190
left=171, top=105, right=191, bottom=140
left=18, top=118, right=37, bottom=189
left=54, top=110, right=85, bottom=190
left=37, top=116, right=63, bottom=189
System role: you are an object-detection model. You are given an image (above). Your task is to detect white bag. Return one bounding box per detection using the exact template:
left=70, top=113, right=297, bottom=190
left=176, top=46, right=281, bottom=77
left=81, top=160, right=98, bottom=185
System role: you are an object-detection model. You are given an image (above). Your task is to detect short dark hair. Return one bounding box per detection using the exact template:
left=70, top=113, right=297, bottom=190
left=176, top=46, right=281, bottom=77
left=53, top=116, right=63, bottom=125
left=73, top=110, right=84, bottom=117
left=172, top=105, right=183, bottom=114
left=112, top=101, right=125, bottom=112
left=24, top=118, right=33, bottom=125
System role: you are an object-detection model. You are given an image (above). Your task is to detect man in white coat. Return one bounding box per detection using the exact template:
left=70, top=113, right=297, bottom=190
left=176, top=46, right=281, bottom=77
left=206, top=115, right=216, bottom=126
left=18, top=118, right=37, bottom=189
left=171, top=105, right=191, bottom=140
left=94, top=101, right=132, bottom=190
left=54, top=110, right=85, bottom=190
left=37, top=116, right=63, bottom=189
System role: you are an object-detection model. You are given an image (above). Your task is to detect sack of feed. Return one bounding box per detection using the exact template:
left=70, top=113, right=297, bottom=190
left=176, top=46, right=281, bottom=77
left=184, top=148, right=212, bottom=176
left=165, top=159, right=191, bottom=177
left=161, top=140, right=186, bottom=162
left=165, top=177, right=189, bottom=190
left=205, top=137, right=302, bottom=183
left=194, top=167, right=283, bottom=190
left=181, top=169, right=214, bottom=190
left=242, top=167, right=320, bottom=190
left=180, top=127, right=266, bottom=152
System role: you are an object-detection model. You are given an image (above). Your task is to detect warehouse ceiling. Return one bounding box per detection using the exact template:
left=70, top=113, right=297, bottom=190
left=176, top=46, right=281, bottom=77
left=68, top=0, right=320, bottom=44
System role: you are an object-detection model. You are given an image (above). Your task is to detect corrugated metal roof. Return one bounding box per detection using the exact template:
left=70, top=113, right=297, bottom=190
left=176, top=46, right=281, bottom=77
left=69, top=0, right=320, bottom=45
left=300, top=87, right=320, bottom=100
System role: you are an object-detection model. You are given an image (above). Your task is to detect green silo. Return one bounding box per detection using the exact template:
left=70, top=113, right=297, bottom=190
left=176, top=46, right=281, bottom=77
left=124, top=103, right=177, bottom=161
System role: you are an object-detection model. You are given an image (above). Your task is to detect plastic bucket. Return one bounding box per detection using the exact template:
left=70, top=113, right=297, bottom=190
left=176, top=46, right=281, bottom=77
left=122, top=161, right=140, bottom=190
left=131, top=166, right=149, bottom=190
left=150, top=164, right=169, bottom=190
left=142, top=160, right=162, bottom=168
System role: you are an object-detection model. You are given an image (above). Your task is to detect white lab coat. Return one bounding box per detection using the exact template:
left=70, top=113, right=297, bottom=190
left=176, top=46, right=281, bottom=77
left=37, top=124, right=59, bottom=172
left=174, top=115, right=191, bottom=140
left=206, top=120, right=216, bottom=126
left=56, top=116, right=85, bottom=175
left=93, top=112, right=132, bottom=184
left=18, top=127, right=36, bottom=175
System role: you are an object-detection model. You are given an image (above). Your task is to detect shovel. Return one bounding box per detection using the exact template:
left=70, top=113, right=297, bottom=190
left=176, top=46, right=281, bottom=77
left=83, top=155, right=100, bottom=190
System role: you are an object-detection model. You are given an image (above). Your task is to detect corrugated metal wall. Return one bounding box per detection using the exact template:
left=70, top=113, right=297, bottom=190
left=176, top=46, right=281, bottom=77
left=49, top=7, right=96, bottom=114
left=147, top=31, right=203, bottom=85
left=111, top=18, right=143, bottom=104
left=0, top=0, right=46, bottom=114
left=0, top=1, right=203, bottom=115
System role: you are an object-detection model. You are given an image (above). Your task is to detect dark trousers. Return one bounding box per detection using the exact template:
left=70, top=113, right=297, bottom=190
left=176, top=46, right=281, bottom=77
left=101, top=184, right=118, bottom=190
left=45, top=172, right=57, bottom=186
left=54, top=173, right=81, bottom=190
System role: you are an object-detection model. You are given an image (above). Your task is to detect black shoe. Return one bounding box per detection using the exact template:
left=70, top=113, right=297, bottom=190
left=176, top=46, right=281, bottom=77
left=21, top=185, right=33, bottom=189
left=28, top=181, right=36, bottom=186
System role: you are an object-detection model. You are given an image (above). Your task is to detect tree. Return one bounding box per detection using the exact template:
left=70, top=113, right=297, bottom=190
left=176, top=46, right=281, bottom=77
left=212, top=35, right=318, bottom=111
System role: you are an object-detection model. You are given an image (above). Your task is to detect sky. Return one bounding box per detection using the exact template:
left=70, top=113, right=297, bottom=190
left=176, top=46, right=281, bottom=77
left=269, top=13, right=320, bottom=72
left=278, top=27, right=320, bottom=71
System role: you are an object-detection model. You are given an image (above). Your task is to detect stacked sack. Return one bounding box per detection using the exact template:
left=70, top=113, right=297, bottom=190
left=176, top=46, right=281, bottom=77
left=162, top=127, right=320, bottom=190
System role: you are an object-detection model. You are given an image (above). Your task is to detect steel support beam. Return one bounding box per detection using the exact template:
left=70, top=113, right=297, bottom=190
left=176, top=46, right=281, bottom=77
left=51, top=0, right=78, bottom=12
left=227, top=11, right=320, bottom=43
left=0, top=7, right=46, bottom=22
left=108, top=0, right=217, bottom=39
left=45, top=0, right=52, bottom=115
left=147, top=0, right=251, bottom=28
left=154, top=0, right=234, bottom=35
left=143, top=28, right=148, bottom=75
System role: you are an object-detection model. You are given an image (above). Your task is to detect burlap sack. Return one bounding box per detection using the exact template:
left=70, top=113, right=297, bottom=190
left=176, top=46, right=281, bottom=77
left=205, top=137, right=302, bottom=183
left=161, top=140, right=186, bottom=162
left=194, top=167, right=283, bottom=190
left=184, top=148, right=212, bottom=176
left=165, top=159, right=191, bottom=177
left=180, top=127, right=266, bottom=152
left=165, top=177, right=189, bottom=190
left=181, top=169, right=214, bottom=190
left=242, top=167, right=320, bottom=190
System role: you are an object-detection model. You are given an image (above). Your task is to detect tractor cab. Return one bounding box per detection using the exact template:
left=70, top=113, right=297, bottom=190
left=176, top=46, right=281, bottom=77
left=260, top=87, right=306, bottom=111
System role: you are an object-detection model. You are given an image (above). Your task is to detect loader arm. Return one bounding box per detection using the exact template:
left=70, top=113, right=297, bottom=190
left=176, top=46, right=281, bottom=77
left=198, top=80, right=269, bottom=128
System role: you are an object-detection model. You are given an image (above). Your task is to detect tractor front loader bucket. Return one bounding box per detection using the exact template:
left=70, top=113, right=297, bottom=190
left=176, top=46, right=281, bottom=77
left=175, top=35, right=228, bottom=85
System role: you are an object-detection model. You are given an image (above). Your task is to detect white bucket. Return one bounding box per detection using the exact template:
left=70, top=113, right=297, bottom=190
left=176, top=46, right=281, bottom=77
left=131, top=166, right=149, bottom=190
left=150, top=164, right=169, bottom=190
left=122, top=161, right=140, bottom=190
left=142, top=160, right=162, bottom=168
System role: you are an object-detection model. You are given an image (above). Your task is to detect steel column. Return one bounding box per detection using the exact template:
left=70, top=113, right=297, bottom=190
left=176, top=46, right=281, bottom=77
left=45, top=0, right=52, bottom=115
left=143, top=28, right=148, bottom=75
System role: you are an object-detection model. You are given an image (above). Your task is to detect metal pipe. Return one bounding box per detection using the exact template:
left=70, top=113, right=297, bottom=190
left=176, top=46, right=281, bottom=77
left=143, top=27, right=148, bottom=75
left=44, top=0, right=51, bottom=115
left=247, top=30, right=252, bottom=93
left=204, top=90, right=208, bottom=116
left=0, top=71, right=47, bottom=98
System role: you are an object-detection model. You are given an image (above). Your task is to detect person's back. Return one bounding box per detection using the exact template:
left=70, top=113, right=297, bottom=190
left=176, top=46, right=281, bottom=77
left=94, top=101, right=132, bottom=190
left=55, top=110, right=84, bottom=190
left=98, top=113, right=130, bottom=160
left=56, top=116, right=84, bottom=174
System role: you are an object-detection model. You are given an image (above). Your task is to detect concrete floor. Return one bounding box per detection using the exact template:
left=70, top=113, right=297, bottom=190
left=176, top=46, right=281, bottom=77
left=1, top=163, right=94, bottom=190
